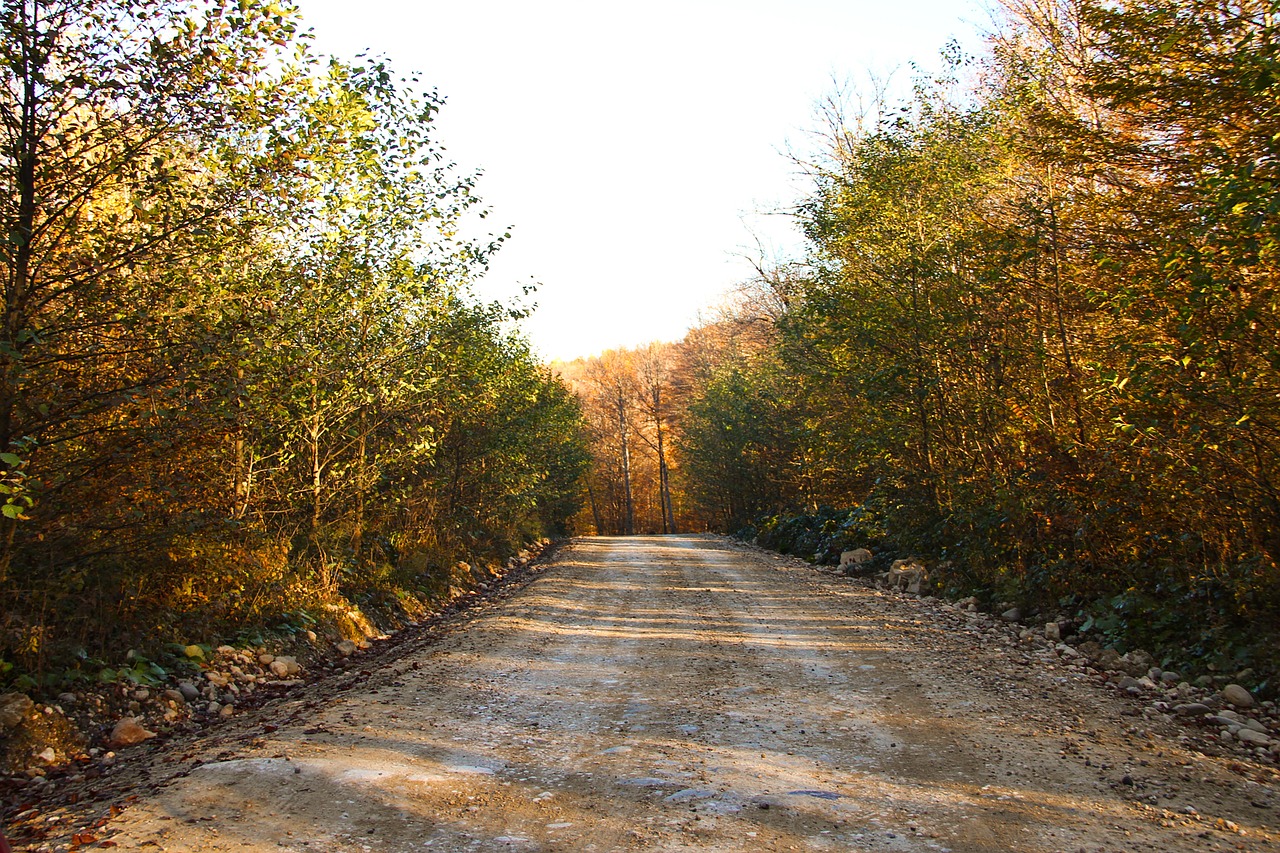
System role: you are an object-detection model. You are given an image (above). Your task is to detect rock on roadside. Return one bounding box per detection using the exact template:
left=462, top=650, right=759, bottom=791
left=1222, top=684, right=1255, bottom=708
left=269, top=655, right=302, bottom=677
left=0, top=692, right=33, bottom=729
left=108, top=718, right=156, bottom=748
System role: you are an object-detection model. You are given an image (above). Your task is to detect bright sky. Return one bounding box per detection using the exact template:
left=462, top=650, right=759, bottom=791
left=295, top=0, right=992, bottom=361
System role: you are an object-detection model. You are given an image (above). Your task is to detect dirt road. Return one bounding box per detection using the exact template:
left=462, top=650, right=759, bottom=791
left=59, top=536, right=1280, bottom=850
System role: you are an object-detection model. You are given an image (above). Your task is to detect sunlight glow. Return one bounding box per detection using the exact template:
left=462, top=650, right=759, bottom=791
left=294, top=0, right=989, bottom=360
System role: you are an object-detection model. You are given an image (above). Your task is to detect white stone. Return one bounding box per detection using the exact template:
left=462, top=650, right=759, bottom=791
left=885, top=560, right=926, bottom=593
left=275, top=655, right=301, bottom=676
left=839, top=548, right=873, bottom=567
left=1222, top=684, right=1255, bottom=708
left=1238, top=729, right=1271, bottom=747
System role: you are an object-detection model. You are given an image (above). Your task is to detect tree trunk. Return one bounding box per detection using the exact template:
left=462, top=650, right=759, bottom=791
left=617, top=386, right=634, bottom=536
left=585, top=478, right=605, bottom=536
left=352, top=430, right=366, bottom=555
left=652, top=385, right=675, bottom=534
left=0, top=3, right=42, bottom=583
left=1047, top=168, right=1086, bottom=445
left=309, top=411, right=323, bottom=534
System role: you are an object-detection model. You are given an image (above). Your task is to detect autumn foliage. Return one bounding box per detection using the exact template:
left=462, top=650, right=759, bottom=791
left=5, top=0, right=1278, bottom=690
left=0, top=0, right=587, bottom=684
left=576, top=0, right=1280, bottom=681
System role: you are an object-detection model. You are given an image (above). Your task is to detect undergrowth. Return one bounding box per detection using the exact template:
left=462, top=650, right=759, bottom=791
left=738, top=507, right=1279, bottom=699
left=0, top=536, right=544, bottom=697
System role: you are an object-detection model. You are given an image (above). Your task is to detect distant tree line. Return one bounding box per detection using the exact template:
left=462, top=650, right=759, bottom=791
left=1, top=0, right=588, bottom=683
left=573, top=0, right=1280, bottom=678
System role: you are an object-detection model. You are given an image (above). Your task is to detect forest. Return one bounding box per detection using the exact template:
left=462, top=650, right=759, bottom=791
left=3, top=0, right=1278, bottom=695
left=567, top=0, right=1280, bottom=685
left=0, top=0, right=589, bottom=687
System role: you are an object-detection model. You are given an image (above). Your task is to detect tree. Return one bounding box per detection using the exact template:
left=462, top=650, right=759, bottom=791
left=0, top=0, right=299, bottom=580
left=562, top=345, right=688, bottom=536
left=0, top=2, right=592, bottom=679
left=636, top=344, right=676, bottom=534
left=665, top=0, right=1280, bottom=674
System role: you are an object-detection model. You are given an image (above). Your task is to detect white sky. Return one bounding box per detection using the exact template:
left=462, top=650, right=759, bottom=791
left=295, top=0, right=991, bottom=361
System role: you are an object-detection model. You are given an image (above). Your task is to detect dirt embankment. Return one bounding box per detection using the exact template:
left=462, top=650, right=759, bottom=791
left=4, top=535, right=1279, bottom=852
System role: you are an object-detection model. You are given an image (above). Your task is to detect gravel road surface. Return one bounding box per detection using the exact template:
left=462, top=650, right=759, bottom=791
left=30, top=535, right=1280, bottom=851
